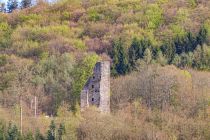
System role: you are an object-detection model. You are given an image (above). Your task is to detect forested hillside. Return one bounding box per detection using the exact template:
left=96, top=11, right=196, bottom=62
left=0, top=0, right=210, bottom=139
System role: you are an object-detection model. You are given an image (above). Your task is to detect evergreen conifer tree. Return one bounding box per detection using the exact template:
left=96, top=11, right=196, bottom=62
left=197, top=26, right=208, bottom=46
left=174, top=36, right=184, bottom=54
left=47, top=121, right=56, bottom=140
left=129, top=37, right=140, bottom=69
left=21, top=0, right=32, bottom=9
left=171, top=54, right=181, bottom=67
left=160, top=41, right=176, bottom=63
left=128, top=38, right=152, bottom=70
left=24, top=132, right=34, bottom=140
left=186, top=32, right=196, bottom=52
left=7, top=123, right=21, bottom=140
left=0, top=121, right=6, bottom=140
left=7, top=0, right=18, bottom=13
left=138, top=39, right=151, bottom=58
left=58, top=123, right=65, bottom=140
left=143, top=48, right=152, bottom=64
left=35, top=129, right=45, bottom=140
left=111, top=38, right=130, bottom=75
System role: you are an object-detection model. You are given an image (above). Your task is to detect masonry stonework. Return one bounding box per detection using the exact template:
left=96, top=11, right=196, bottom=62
left=80, top=61, right=110, bottom=113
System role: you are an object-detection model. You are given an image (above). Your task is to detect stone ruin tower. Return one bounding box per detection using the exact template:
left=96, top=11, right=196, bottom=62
left=80, top=61, right=110, bottom=113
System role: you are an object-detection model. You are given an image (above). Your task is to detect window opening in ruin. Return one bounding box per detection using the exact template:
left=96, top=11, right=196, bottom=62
left=92, top=98, right=94, bottom=101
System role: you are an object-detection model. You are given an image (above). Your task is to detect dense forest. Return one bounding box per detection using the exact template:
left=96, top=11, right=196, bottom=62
left=0, top=0, right=210, bottom=139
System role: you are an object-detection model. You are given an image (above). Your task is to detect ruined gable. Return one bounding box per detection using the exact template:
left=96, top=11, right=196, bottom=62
left=80, top=61, right=110, bottom=113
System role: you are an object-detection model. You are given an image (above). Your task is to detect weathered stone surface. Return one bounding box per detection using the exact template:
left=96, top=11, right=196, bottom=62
left=80, top=61, right=110, bottom=113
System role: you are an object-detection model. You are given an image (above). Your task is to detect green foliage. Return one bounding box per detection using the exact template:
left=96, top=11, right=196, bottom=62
left=159, top=27, right=208, bottom=66
left=197, top=26, right=208, bottom=46
left=7, top=0, right=18, bottom=13
left=179, top=52, right=194, bottom=68
left=0, top=1, right=209, bottom=140
left=170, top=24, right=187, bottom=38
left=72, top=53, right=99, bottom=101
left=128, top=37, right=139, bottom=69
left=156, top=50, right=167, bottom=66
left=60, top=11, right=70, bottom=21
left=204, top=20, right=210, bottom=42
left=145, top=4, right=163, bottom=29
left=7, top=122, right=21, bottom=140
left=0, top=55, right=7, bottom=67
left=171, top=54, right=181, bottom=66
left=113, top=26, right=208, bottom=74
left=87, top=8, right=101, bottom=21
left=56, top=104, right=81, bottom=139
left=47, top=121, right=56, bottom=140
left=33, top=53, right=75, bottom=114
left=35, top=129, right=45, bottom=140
left=111, top=38, right=130, bottom=75
left=160, top=41, right=176, bottom=63
left=188, top=0, right=197, bottom=7
left=46, top=120, right=68, bottom=140
left=70, top=39, right=86, bottom=50
left=0, top=0, right=209, bottom=75
left=175, top=8, right=189, bottom=23
left=128, top=37, right=152, bottom=70
left=14, top=40, right=42, bottom=58
left=143, top=48, right=152, bottom=64
left=24, top=132, right=34, bottom=140
left=19, top=14, right=42, bottom=24
left=156, top=0, right=169, bottom=5
left=193, top=45, right=210, bottom=70
left=0, top=22, right=11, bottom=49
left=57, top=123, right=65, bottom=140
left=12, top=25, right=72, bottom=43
left=84, top=22, right=108, bottom=38
left=0, top=121, right=6, bottom=140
